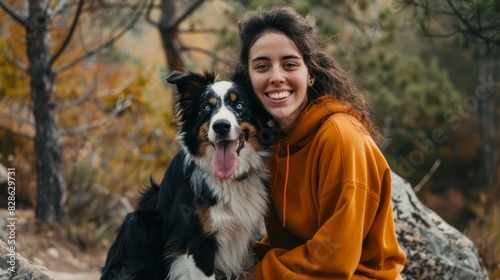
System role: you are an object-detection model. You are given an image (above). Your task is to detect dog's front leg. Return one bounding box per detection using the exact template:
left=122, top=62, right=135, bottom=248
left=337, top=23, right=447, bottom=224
left=168, top=235, right=217, bottom=280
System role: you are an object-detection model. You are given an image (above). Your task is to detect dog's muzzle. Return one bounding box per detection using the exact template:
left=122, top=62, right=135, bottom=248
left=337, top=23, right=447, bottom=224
left=210, top=120, right=246, bottom=179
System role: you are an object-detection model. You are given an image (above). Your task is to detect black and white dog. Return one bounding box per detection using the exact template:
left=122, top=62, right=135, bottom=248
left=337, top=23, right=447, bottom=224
left=101, top=71, right=272, bottom=280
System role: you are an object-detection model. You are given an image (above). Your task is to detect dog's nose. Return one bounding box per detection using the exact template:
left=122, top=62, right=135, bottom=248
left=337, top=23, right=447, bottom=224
left=212, top=120, right=231, bottom=135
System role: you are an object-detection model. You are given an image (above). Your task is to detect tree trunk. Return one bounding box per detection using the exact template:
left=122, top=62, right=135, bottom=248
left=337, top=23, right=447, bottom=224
left=159, top=0, right=185, bottom=72
left=26, top=0, right=68, bottom=223
left=495, top=57, right=500, bottom=201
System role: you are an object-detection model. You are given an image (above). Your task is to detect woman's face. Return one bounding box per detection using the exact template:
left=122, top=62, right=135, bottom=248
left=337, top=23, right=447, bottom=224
left=248, top=31, right=310, bottom=133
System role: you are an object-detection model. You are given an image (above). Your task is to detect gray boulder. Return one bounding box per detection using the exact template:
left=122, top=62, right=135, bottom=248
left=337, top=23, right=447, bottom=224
left=391, top=171, right=489, bottom=280
left=0, top=240, right=61, bottom=280
left=0, top=163, right=7, bottom=184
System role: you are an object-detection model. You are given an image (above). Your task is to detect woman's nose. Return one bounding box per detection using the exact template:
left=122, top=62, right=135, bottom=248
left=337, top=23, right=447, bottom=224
left=269, top=68, right=285, bottom=84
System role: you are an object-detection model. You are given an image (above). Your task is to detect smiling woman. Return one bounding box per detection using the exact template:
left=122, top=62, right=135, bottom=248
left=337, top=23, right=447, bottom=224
left=234, top=7, right=407, bottom=280
left=248, top=31, right=310, bottom=134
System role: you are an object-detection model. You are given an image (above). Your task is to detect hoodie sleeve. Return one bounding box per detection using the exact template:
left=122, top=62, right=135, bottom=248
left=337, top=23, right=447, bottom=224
left=254, top=114, right=405, bottom=279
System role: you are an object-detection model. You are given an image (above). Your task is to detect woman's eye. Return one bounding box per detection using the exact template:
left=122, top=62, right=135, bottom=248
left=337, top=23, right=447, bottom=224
left=255, top=64, right=268, bottom=70
left=284, top=62, right=297, bottom=68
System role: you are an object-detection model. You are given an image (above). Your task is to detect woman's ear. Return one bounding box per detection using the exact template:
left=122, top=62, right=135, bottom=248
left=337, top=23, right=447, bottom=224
left=308, top=76, right=315, bottom=86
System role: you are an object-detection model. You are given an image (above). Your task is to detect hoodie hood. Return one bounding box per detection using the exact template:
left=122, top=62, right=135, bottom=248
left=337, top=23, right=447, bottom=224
left=282, top=95, right=353, bottom=147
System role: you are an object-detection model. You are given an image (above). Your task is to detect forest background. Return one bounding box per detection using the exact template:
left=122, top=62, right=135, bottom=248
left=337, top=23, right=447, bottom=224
left=0, top=0, right=498, bottom=278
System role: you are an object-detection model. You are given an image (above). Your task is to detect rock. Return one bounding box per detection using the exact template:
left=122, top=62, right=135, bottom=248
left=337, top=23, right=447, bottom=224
left=391, top=171, right=489, bottom=280
left=102, top=194, right=134, bottom=226
left=0, top=239, right=61, bottom=280
left=71, top=183, right=133, bottom=229
left=0, top=217, right=6, bottom=244
left=32, top=256, right=45, bottom=266
left=47, top=248, right=60, bottom=259
left=0, top=163, right=7, bottom=184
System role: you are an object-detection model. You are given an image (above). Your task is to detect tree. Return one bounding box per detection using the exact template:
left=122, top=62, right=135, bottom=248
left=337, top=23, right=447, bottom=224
left=0, top=0, right=149, bottom=223
left=395, top=0, right=500, bottom=191
left=145, top=0, right=243, bottom=72
left=145, top=0, right=200, bottom=72
left=395, top=0, right=500, bottom=56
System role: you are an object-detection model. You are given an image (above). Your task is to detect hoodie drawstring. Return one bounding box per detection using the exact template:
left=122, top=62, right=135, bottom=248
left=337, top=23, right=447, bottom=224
left=272, top=143, right=290, bottom=228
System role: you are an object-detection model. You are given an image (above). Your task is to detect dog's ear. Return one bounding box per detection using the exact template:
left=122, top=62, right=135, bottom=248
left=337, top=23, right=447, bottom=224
left=167, top=70, right=217, bottom=124
left=166, top=70, right=216, bottom=94
left=167, top=71, right=215, bottom=94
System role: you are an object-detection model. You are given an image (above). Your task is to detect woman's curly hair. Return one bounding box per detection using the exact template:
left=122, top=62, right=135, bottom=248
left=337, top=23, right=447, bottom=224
left=235, top=6, right=383, bottom=141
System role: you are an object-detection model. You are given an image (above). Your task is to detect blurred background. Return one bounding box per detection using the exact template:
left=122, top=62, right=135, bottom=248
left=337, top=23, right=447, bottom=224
left=0, top=0, right=498, bottom=278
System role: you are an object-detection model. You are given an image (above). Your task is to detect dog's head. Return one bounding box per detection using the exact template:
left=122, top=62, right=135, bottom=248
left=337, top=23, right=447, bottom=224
left=167, top=70, right=273, bottom=180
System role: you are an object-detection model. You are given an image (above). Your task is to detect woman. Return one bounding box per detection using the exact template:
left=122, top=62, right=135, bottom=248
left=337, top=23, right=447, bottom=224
left=235, top=7, right=406, bottom=279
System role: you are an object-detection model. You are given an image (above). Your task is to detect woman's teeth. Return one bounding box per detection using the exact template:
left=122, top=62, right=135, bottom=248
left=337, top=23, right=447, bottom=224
left=268, top=91, right=291, bottom=99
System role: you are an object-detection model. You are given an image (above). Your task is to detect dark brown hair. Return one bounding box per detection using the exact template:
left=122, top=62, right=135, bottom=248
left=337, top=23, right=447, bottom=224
left=236, top=6, right=383, bottom=140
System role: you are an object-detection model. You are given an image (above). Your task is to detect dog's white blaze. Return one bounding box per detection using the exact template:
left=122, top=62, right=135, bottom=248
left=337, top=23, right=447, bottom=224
left=210, top=81, right=232, bottom=96
left=207, top=81, right=240, bottom=142
left=208, top=106, right=240, bottom=141
left=168, top=254, right=215, bottom=280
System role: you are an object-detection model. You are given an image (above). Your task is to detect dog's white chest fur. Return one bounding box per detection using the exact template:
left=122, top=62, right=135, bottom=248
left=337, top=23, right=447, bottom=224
left=209, top=175, right=268, bottom=278
left=168, top=171, right=268, bottom=280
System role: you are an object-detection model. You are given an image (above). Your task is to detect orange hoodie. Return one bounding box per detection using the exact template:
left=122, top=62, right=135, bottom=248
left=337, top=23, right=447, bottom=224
left=253, top=95, right=406, bottom=279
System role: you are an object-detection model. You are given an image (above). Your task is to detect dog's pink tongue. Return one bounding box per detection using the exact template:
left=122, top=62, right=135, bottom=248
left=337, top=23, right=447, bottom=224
left=212, top=140, right=238, bottom=179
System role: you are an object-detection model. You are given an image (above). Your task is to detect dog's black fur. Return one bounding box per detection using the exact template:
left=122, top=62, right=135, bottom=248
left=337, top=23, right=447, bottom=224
left=101, top=71, right=272, bottom=280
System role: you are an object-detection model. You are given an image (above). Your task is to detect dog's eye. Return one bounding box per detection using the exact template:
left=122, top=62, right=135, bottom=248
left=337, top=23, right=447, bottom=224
left=204, top=105, right=211, bottom=111
left=236, top=103, right=244, bottom=110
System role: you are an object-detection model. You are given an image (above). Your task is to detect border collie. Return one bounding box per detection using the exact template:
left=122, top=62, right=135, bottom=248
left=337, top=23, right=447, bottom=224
left=101, top=71, right=272, bottom=280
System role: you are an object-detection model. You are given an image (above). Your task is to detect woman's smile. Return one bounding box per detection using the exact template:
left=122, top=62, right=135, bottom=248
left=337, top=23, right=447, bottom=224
left=267, top=90, right=293, bottom=100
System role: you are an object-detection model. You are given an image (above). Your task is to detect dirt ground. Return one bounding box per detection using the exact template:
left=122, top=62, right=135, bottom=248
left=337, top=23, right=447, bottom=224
left=7, top=209, right=107, bottom=280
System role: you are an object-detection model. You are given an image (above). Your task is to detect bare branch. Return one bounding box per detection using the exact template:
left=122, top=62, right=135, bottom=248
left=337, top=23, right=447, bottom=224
left=321, top=5, right=384, bottom=45
left=460, top=24, right=500, bottom=34
left=480, top=22, right=500, bottom=31
left=0, top=0, right=27, bottom=26
left=168, top=0, right=205, bottom=29
left=446, top=0, right=500, bottom=45
left=145, top=0, right=159, bottom=25
left=0, top=112, right=33, bottom=126
left=178, top=28, right=217, bottom=34
left=4, top=31, right=29, bottom=71
left=57, top=70, right=117, bottom=112
left=61, top=97, right=131, bottom=137
left=3, top=56, right=29, bottom=72
left=182, top=45, right=232, bottom=65
left=96, top=73, right=136, bottom=97
left=51, top=0, right=85, bottom=64
left=50, top=0, right=68, bottom=17
left=414, top=159, right=441, bottom=193
left=57, top=66, right=135, bottom=112
left=98, top=0, right=161, bottom=9
left=57, top=83, right=96, bottom=113
left=54, top=0, right=149, bottom=73
left=433, top=10, right=458, bottom=16
left=0, top=123, right=34, bottom=140
left=422, top=29, right=460, bottom=38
